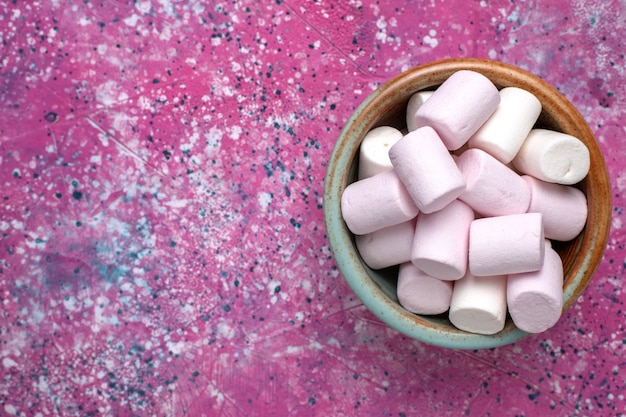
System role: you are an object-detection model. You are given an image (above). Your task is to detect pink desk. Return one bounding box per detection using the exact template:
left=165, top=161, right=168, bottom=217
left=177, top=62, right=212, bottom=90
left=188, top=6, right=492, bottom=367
left=1, top=1, right=624, bottom=415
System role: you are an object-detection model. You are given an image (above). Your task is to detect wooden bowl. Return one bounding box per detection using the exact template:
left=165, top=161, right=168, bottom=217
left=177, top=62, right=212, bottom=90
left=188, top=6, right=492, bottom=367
left=323, top=58, right=611, bottom=349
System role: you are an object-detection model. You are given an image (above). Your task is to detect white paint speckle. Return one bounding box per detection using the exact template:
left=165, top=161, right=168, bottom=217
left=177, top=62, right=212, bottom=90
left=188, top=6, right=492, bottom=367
left=615, top=171, right=626, bottom=191
left=507, top=10, right=520, bottom=23
left=4, top=404, right=17, bottom=415
left=257, top=192, right=272, bottom=210
left=135, top=1, right=152, bottom=14
left=95, top=80, right=119, bottom=106
left=205, top=126, right=222, bottom=150
left=138, top=96, right=152, bottom=111
left=163, top=199, right=189, bottom=208
left=423, top=33, right=438, bottom=48
left=63, top=296, right=78, bottom=311
left=612, top=217, right=622, bottom=229
left=124, top=14, right=140, bottom=27
left=2, top=357, right=17, bottom=368
left=228, top=126, right=242, bottom=140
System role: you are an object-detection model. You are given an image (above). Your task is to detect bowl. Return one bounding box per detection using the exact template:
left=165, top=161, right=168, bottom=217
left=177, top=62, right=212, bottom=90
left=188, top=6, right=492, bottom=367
left=323, top=58, right=611, bottom=349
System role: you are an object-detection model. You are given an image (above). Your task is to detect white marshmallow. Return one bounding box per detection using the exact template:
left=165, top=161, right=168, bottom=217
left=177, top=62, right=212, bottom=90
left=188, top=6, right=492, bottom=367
left=389, top=126, right=466, bottom=213
left=341, top=169, right=419, bottom=235
left=523, top=175, right=588, bottom=241
left=449, top=271, right=507, bottom=335
left=358, top=126, right=403, bottom=179
left=512, top=129, right=590, bottom=185
left=469, top=213, right=545, bottom=276
left=456, top=148, right=531, bottom=216
left=411, top=200, right=475, bottom=280
left=413, top=70, right=500, bottom=150
left=468, top=87, right=542, bottom=163
left=397, top=262, right=453, bottom=315
left=507, top=241, right=564, bottom=333
left=355, top=220, right=415, bottom=270
left=406, top=91, right=433, bottom=132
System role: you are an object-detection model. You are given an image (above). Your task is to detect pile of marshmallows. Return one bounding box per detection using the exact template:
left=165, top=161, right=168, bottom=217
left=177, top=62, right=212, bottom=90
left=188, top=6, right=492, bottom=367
left=341, top=70, right=590, bottom=335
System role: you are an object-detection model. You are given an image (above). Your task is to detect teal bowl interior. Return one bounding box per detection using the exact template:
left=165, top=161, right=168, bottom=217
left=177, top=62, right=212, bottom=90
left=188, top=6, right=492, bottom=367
left=323, top=58, right=611, bottom=349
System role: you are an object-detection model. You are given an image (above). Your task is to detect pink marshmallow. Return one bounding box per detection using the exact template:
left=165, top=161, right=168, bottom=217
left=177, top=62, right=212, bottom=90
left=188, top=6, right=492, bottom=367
left=523, top=175, right=588, bottom=241
left=456, top=148, right=531, bottom=217
left=389, top=126, right=466, bottom=213
left=397, top=262, right=453, bottom=315
left=355, top=220, right=415, bottom=270
left=341, top=169, right=419, bottom=235
left=507, top=241, right=564, bottom=333
left=411, top=199, right=475, bottom=280
left=469, top=213, right=545, bottom=276
left=413, top=70, right=500, bottom=151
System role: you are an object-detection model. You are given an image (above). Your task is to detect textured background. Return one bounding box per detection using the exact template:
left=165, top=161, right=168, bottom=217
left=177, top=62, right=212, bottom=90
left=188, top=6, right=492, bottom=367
left=1, top=1, right=625, bottom=416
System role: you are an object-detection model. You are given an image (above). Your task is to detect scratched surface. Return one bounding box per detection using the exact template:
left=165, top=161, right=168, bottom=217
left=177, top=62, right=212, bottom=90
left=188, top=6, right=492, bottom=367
left=1, top=1, right=625, bottom=416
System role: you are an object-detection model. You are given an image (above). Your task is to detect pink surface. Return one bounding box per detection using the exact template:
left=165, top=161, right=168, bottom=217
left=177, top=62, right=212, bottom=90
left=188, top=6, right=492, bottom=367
left=1, top=1, right=625, bottom=416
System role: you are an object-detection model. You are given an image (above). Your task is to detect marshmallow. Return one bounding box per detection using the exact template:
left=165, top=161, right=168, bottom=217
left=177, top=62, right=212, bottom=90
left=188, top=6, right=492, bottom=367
left=411, top=200, right=474, bottom=280
left=451, top=141, right=470, bottom=157
left=397, top=262, right=453, bottom=315
left=358, top=126, right=403, bottom=179
left=468, top=87, right=542, bottom=163
left=469, top=213, right=545, bottom=276
left=512, top=129, right=590, bottom=185
left=449, top=271, right=507, bottom=335
left=456, top=148, right=531, bottom=217
left=523, top=175, right=588, bottom=241
left=355, top=220, right=415, bottom=269
left=507, top=241, right=564, bottom=333
left=389, top=126, right=466, bottom=213
left=413, top=70, right=500, bottom=150
left=406, top=91, right=433, bottom=132
left=341, top=169, right=419, bottom=235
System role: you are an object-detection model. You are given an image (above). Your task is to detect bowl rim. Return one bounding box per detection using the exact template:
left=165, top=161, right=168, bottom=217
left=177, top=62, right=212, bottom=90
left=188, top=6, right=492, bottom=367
left=323, top=58, right=612, bottom=349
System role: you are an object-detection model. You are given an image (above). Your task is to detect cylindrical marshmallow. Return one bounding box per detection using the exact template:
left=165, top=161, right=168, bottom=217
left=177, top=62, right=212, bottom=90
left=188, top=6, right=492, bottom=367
left=456, top=148, right=531, bottom=216
left=358, top=126, right=403, bottom=179
left=469, top=213, right=545, bottom=276
left=468, top=87, right=542, bottom=163
left=411, top=200, right=475, bottom=280
left=449, top=271, right=507, bottom=335
left=389, top=126, right=466, bottom=213
left=523, top=175, right=588, bottom=241
left=507, top=241, right=564, bottom=333
left=413, top=70, right=500, bottom=151
left=452, top=141, right=470, bottom=157
left=341, top=169, right=419, bottom=235
left=406, top=91, right=434, bottom=132
left=355, top=219, right=415, bottom=270
left=397, top=262, right=453, bottom=315
left=512, top=129, right=590, bottom=185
